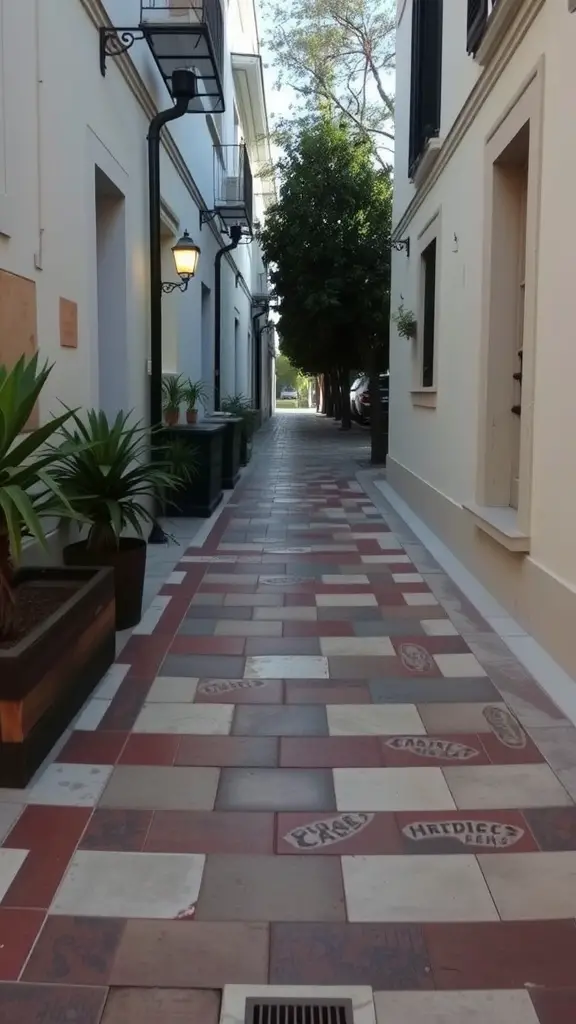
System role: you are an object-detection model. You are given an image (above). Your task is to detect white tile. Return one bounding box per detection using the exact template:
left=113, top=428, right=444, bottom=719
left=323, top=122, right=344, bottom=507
left=361, top=555, right=411, bottom=564
left=403, top=593, right=439, bottom=606
left=373, top=991, right=539, bottom=1024
left=328, top=705, right=424, bottom=736
left=74, top=699, right=112, bottom=731
left=391, top=572, right=424, bottom=584
left=145, top=676, right=199, bottom=703
left=51, top=850, right=205, bottom=919
left=245, top=656, right=329, bottom=679
left=321, top=575, right=370, bottom=585
left=320, top=637, right=395, bottom=657
left=254, top=607, right=318, bottom=621
left=25, top=764, right=113, bottom=807
left=134, top=703, right=233, bottom=734
left=377, top=536, right=404, bottom=550
left=444, top=763, right=572, bottom=808
left=166, top=570, right=186, bottom=585
left=221, top=987, right=375, bottom=1024
left=0, top=804, right=22, bottom=842
left=316, top=594, right=377, bottom=607
left=334, top=767, right=456, bottom=811
left=480, top=851, right=576, bottom=919
left=96, top=663, right=130, bottom=699
left=485, top=616, right=528, bottom=638
left=0, top=849, right=28, bottom=900
left=434, top=653, right=487, bottom=677
left=421, top=619, right=459, bottom=636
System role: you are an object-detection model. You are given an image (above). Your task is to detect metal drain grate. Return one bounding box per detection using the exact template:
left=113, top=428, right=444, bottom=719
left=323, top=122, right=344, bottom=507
left=245, top=999, right=354, bottom=1024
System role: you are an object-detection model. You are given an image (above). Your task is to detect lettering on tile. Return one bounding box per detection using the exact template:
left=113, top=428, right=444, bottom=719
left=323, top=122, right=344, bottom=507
left=398, top=642, right=436, bottom=673
left=402, top=819, right=525, bottom=848
left=385, top=736, right=480, bottom=761
left=198, top=678, right=268, bottom=694
left=284, top=812, right=374, bottom=849
left=483, top=705, right=527, bottom=748
left=259, top=576, right=308, bottom=586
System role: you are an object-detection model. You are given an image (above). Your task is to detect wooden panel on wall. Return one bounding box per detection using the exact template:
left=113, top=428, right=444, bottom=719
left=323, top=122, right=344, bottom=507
left=0, top=269, right=39, bottom=429
left=59, top=297, right=78, bottom=348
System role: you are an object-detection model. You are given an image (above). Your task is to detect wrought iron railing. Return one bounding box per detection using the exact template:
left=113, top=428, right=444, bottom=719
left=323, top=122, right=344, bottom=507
left=141, top=0, right=224, bottom=80
left=214, top=144, right=253, bottom=230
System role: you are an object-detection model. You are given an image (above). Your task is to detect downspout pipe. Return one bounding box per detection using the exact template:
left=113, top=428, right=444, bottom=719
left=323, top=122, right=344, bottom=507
left=214, top=224, right=242, bottom=410
left=252, top=310, right=265, bottom=410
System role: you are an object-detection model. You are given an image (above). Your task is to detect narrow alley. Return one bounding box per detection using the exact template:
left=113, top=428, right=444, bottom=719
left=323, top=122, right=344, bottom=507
left=1, top=412, right=576, bottom=1023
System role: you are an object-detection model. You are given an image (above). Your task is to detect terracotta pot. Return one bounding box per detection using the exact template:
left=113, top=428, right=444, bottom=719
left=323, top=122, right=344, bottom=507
left=164, top=409, right=179, bottom=426
left=63, top=537, right=147, bottom=631
left=186, top=408, right=198, bottom=425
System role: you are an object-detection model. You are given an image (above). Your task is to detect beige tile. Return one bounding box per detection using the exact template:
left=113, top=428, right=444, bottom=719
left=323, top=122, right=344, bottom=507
left=421, top=619, right=459, bottom=637
left=134, top=703, right=233, bottom=735
left=254, top=607, right=318, bottom=621
left=418, top=702, right=509, bottom=734
left=320, top=637, right=395, bottom=657
left=403, top=593, right=439, bottom=606
left=146, top=677, right=199, bottom=703
left=480, top=851, right=576, bottom=919
left=444, top=763, right=572, bottom=808
left=328, top=705, right=424, bottom=737
left=245, top=656, right=329, bottom=679
left=316, top=594, right=378, bottom=607
left=373, top=991, right=539, bottom=1024
left=100, top=766, right=219, bottom=811
left=334, top=767, right=456, bottom=812
left=434, top=653, right=486, bottom=678
left=215, top=621, right=283, bottom=637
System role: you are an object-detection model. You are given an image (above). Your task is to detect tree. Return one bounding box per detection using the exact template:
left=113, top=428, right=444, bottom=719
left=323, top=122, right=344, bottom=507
left=263, top=0, right=395, bottom=168
left=259, top=115, right=392, bottom=458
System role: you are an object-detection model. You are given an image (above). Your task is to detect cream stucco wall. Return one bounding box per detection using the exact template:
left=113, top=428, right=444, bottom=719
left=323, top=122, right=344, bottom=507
left=390, top=0, right=576, bottom=677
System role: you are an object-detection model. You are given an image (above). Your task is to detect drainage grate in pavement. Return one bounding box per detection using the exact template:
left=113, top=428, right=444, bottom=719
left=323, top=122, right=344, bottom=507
left=245, top=999, right=354, bottom=1024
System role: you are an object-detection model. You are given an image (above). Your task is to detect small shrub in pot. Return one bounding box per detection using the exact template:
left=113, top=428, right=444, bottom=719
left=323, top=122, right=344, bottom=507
left=161, top=374, right=186, bottom=426
left=182, top=379, right=210, bottom=424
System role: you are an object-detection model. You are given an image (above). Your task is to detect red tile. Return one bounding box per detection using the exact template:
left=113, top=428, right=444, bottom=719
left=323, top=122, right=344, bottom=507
left=280, top=737, right=381, bottom=767
left=0, top=909, right=45, bottom=980
left=176, top=735, right=278, bottom=767
left=0, top=982, right=107, bottom=1023
left=119, top=734, right=180, bottom=766
left=145, top=811, right=274, bottom=853
left=2, top=849, right=74, bottom=910
left=480, top=730, right=544, bottom=765
left=307, top=585, right=376, bottom=595
left=381, top=734, right=490, bottom=767
left=285, top=683, right=371, bottom=704
left=169, top=635, right=245, bottom=655
left=392, top=635, right=471, bottom=656
left=531, top=990, right=576, bottom=1023
left=80, top=809, right=153, bottom=852
left=153, top=593, right=193, bottom=634
left=328, top=655, right=440, bottom=679
left=284, top=593, right=317, bottom=606
left=283, top=621, right=355, bottom=637
left=199, top=583, right=256, bottom=593
left=276, top=811, right=402, bottom=854
left=98, top=679, right=149, bottom=731
left=4, top=807, right=90, bottom=852
left=122, top=635, right=170, bottom=679
left=426, top=921, right=576, bottom=989
left=56, top=731, right=127, bottom=765
left=22, top=916, right=125, bottom=985
left=397, top=809, right=537, bottom=854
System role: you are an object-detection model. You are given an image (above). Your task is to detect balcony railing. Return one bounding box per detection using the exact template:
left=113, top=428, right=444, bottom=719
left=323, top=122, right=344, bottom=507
left=140, top=0, right=224, bottom=113
left=214, top=144, right=253, bottom=232
left=467, top=0, right=500, bottom=55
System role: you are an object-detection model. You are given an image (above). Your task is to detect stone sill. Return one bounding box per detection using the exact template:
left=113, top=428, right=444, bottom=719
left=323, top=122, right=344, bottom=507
left=464, top=502, right=530, bottom=553
left=476, top=0, right=528, bottom=67
left=412, top=138, right=444, bottom=189
left=411, top=388, right=437, bottom=409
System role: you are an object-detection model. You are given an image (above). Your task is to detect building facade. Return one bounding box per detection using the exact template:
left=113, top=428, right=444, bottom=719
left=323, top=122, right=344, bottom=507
left=390, top=0, right=576, bottom=675
left=0, top=0, right=274, bottom=432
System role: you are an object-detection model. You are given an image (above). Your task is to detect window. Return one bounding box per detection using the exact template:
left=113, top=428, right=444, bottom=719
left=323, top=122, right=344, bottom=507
left=409, top=0, right=443, bottom=178
left=467, top=0, right=499, bottom=55
left=421, top=239, right=437, bottom=388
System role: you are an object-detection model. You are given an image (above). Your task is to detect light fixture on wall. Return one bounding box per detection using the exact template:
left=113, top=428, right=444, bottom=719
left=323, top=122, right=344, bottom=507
left=391, top=238, right=411, bottom=258
left=162, top=231, right=201, bottom=293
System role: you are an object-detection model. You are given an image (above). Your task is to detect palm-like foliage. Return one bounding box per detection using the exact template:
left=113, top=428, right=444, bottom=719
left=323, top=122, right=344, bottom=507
left=0, top=355, right=79, bottom=638
left=162, top=374, right=186, bottom=413
left=182, top=379, right=210, bottom=410
left=53, top=410, right=196, bottom=551
left=221, top=394, right=258, bottom=437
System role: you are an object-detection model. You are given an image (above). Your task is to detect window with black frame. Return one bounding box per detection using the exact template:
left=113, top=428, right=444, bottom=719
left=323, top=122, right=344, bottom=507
left=421, top=239, right=437, bottom=389
left=408, top=0, right=443, bottom=178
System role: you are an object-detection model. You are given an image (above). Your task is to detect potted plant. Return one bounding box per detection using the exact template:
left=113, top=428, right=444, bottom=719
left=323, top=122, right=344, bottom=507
left=183, top=379, right=210, bottom=424
left=55, top=409, right=195, bottom=630
left=221, top=393, right=259, bottom=465
left=392, top=304, right=418, bottom=340
left=162, top=374, right=185, bottom=426
left=0, top=355, right=116, bottom=787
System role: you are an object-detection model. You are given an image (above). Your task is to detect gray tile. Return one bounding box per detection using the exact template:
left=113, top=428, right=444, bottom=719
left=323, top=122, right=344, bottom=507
left=530, top=727, right=576, bottom=771
left=232, top=706, right=328, bottom=737
left=177, top=619, right=219, bottom=636
left=195, top=855, right=346, bottom=921
left=186, top=606, right=253, bottom=620
left=191, top=593, right=225, bottom=606
left=317, top=607, right=383, bottom=621
left=216, top=767, right=336, bottom=811
left=369, top=678, right=501, bottom=704
left=100, top=766, right=220, bottom=811
left=161, top=655, right=246, bottom=678
left=354, top=620, right=424, bottom=637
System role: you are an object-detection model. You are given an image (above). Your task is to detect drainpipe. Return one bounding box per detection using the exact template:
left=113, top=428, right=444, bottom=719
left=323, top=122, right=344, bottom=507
left=214, top=225, right=242, bottom=410
left=252, top=311, right=265, bottom=410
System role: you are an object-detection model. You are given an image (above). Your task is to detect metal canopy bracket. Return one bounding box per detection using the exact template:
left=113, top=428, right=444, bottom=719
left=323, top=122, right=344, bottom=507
left=100, top=28, right=145, bottom=76
left=391, top=238, right=411, bottom=258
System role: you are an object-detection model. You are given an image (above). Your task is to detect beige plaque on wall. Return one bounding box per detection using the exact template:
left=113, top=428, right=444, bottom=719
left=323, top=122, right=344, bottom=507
left=0, top=269, right=39, bottom=429
left=59, top=297, right=78, bottom=349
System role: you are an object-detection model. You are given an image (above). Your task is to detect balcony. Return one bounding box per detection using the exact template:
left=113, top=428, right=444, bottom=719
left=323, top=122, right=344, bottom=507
left=213, top=144, right=253, bottom=233
left=252, top=271, right=269, bottom=305
left=467, top=0, right=528, bottom=65
left=140, top=0, right=224, bottom=113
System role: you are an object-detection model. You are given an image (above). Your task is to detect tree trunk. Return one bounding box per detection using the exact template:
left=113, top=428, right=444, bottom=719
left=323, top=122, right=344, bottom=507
left=339, top=367, right=351, bottom=431
left=332, top=372, right=342, bottom=421
left=317, top=375, right=324, bottom=413
left=324, top=373, right=334, bottom=417
left=367, top=351, right=388, bottom=465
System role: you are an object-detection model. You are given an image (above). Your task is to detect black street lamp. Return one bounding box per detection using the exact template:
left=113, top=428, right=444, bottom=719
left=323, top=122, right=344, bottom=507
left=162, top=231, right=201, bottom=293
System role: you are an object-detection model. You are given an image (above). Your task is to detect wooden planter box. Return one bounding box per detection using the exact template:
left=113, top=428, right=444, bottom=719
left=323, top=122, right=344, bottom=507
left=206, top=415, right=242, bottom=488
left=0, top=566, right=115, bottom=787
left=160, top=423, right=225, bottom=518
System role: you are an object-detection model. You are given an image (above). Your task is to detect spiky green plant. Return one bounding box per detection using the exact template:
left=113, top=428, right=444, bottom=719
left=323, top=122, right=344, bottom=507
left=161, top=374, right=186, bottom=414
left=182, top=379, right=210, bottom=411
left=221, top=393, right=258, bottom=438
left=0, top=355, right=80, bottom=638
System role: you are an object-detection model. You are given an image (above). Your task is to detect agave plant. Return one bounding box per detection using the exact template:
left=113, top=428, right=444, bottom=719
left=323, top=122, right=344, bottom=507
left=182, top=379, right=210, bottom=411
left=161, top=374, right=186, bottom=425
left=53, top=409, right=196, bottom=552
left=0, top=355, right=79, bottom=638
left=221, top=393, right=258, bottom=437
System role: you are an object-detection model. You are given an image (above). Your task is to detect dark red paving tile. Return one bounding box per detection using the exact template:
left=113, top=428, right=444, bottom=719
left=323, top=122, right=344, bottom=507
left=152, top=593, right=193, bottom=634
left=169, top=635, right=245, bottom=655
left=2, top=850, right=74, bottom=911
left=531, top=990, right=576, bottom=1023
left=285, top=683, right=371, bottom=704
left=269, top=922, right=432, bottom=988
left=392, top=635, right=471, bottom=656
left=119, top=734, right=180, bottom=766
left=0, top=982, right=108, bottom=1023
left=280, top=736, right=381, bottom=767
left=23, top=916, right=125, bottom=985
left=3, top=806, right=90, bottom=852
left=380, top=734, right=490, bottom=767
left=100, top=987, right=221, bottom=1024
left=523, top=807, right=576, bottom=851
left=283, top=621, right=355, bottom=637
left=244, top=638, right=321, bottom=655
left=176, top=735, right=278, bottom=767
left=276, top=811, right=402, bottom=854
left=56, top=731, right=127, bottom=764
left=328, top=655, right=440, bottom=679
left=480, top=728, right=544, bottom=765
left=285, top=593, right=317, bottom=606
left=200, top=583, right=256, bottom=593
left=396, top=809, right=537, bottom=853
left=0, top=909, right=45, bottom=980
left=195, top=678, right=284, bottom=704
left=425, top=920, right=576, bottom=989
left=79, top=809, right=153, bottom=852
left=98, top=679, right=150, bottom=731
left=122, top=635, right=171, bottom=679
left=145, top=810, right=274, bottom=853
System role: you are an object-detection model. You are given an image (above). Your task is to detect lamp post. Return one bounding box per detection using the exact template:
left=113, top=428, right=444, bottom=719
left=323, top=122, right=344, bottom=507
left=162, top=231, right=201, bottom=293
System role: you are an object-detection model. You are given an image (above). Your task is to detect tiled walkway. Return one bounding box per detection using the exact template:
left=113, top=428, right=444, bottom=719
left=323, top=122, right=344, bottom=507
left=2, top=413, right=576, bottom=1022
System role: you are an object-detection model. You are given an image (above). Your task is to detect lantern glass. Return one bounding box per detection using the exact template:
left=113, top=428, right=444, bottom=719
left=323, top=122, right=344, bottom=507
left=172, top=231, right=201, bottom=280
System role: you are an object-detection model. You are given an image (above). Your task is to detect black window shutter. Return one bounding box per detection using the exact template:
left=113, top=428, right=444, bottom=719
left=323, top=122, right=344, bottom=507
left=467, top=0, right=488, bottom=55
left=408, top=0, right=443, bottom=178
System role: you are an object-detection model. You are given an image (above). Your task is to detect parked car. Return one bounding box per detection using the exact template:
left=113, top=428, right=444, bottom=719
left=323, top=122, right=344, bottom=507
left=350, top=373, right=389, bottom=423
left=280, top=386, right=298, bottom=400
